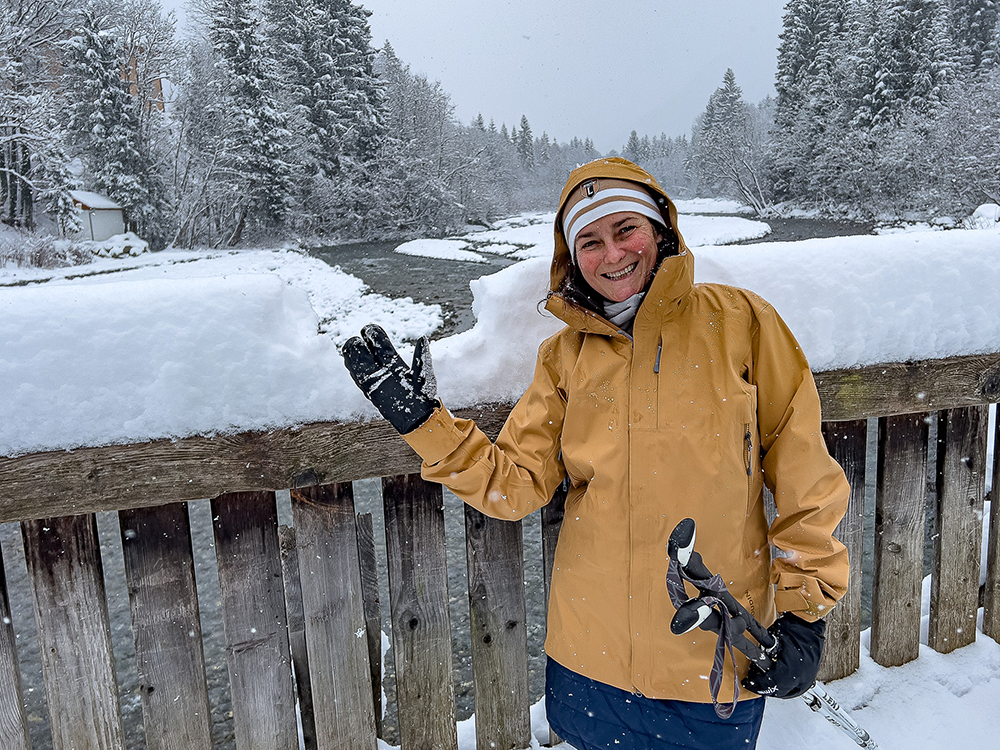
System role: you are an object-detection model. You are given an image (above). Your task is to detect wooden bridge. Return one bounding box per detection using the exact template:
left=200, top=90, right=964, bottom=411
left=1, top=351, right=999, bottom=750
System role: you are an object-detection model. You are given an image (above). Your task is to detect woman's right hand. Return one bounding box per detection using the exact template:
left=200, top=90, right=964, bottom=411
left=342, top=324, right=438, bottom=434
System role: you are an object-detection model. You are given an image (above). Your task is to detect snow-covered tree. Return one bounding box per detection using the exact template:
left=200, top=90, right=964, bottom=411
left=0, top=0, right=77, bottom=230
left=208, top=0, right=294, bottom=243
left=62, top=10, right=165, bottom=240
left=691, top=69, right=774, bottom=212
left=516, top=114, right=534, bottom=169
left=949, top=0, right=999, bottom=75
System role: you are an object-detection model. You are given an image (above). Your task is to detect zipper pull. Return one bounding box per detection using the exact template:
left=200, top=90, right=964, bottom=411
left=654, top=343, right=662, bottom=373
left=745, top=429, right=753, bottom=475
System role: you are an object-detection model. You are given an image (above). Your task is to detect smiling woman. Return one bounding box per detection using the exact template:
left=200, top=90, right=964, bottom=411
left=342, top=157, right=850, bottom=750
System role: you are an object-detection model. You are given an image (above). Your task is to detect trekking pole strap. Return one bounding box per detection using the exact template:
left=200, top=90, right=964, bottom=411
left=666, top=556, right=741, bottom=718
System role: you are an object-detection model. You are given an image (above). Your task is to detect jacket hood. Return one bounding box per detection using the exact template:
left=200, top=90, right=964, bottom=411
left=545, top=157, right=694, bottom=334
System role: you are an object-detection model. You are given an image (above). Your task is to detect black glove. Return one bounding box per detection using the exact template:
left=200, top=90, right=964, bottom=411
left=741, top=613, right=825, bottom=699
left=342, top=324, right=438, bottom=434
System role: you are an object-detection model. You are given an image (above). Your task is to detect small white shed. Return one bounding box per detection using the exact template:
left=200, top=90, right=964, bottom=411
left=69, top=190, right=126, bottom=242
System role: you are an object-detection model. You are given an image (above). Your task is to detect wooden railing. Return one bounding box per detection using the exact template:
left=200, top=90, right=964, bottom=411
left=1, top=352, right=999, bottom=750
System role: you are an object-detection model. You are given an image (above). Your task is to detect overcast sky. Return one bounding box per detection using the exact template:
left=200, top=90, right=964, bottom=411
left=166, top=0, right=790, bottom=153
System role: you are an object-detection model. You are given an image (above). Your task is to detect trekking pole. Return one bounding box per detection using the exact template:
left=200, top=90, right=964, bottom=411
left=666, top=518, right=880, bottom=750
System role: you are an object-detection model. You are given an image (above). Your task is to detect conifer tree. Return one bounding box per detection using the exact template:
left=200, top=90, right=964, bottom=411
left=516, top=114, right=534, bottom=169
left=63, top=11, right=160, bottom=238
left=208, top=0, right=293, bottom=242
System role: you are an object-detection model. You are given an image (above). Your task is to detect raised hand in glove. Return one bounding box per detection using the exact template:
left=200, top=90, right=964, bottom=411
left=741, top=613, right=825, bottom=699
left=342, top=324, right=438, bottom=435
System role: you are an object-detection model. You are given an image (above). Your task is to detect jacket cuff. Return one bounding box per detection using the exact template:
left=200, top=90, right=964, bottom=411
left=773, top=576, right=835, bottom=622
left=401, top=402, right=468, bottom=466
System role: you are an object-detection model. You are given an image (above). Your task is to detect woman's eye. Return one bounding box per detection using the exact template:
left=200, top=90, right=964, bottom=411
left=620, top=224, right=636, bottom=235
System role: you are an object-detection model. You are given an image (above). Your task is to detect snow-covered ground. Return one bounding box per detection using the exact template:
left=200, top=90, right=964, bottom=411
left=2, top=211, right=1000, bottom=748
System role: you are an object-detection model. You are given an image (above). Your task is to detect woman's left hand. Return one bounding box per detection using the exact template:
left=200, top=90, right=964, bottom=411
left=741, top=613, right=826, bottom=699
left=342, top=324, right=438, bottom=434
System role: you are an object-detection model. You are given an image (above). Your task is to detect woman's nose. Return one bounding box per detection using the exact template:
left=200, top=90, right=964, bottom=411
left=604, top=240, right=628, bottom=263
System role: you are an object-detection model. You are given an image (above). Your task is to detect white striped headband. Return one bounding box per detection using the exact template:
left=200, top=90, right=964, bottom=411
left=562, top=178, right=667, bottom=259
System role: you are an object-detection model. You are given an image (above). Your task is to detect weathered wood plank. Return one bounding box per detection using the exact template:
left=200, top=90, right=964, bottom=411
left=465, top=507, right=531, bottom=750
left=382, top=474, right=458, bottom=750
left=21, top=514, right=125, bottom=750
left=818, top=419, right=866, bottom=681
left=0, top=544, right=30, bottom=750
left=815, top=352, right=1000, bottom=421
left=870, top=414, right=929, bottom=667
left=984, top=405, right=1000, bottom=641
left=290, top=483, right=377, bottom=750
left=355, top=512, right=383, bottom=739
left=0, top=406, right=508, bottom=524
left=119, top=503, right=212, bottom=750
left=278, top=525, right=317, bottom=750
left=211, top=492, right=297, bottom=750
left=929, top=406, right=988, bottom=652
left=3, top=352, right=998, bottom=523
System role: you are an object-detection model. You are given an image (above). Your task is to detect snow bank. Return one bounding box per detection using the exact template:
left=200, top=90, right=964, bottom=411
left=672, top=197, right=754, bottom=215
left=969, top=203, right=1000, bottom=229
left=433, top=257, right=563, bottom=406
left=394, top=238, right=488, bottom=263
left=679, top=214, right=771, bottom=245
left=695, top=228, right=1000, bottom=370
left=0, top=275, right=371, bottom=456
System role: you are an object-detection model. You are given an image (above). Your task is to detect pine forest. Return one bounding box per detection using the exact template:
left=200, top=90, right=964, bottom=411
left=1, top=0, right=998, bottom=255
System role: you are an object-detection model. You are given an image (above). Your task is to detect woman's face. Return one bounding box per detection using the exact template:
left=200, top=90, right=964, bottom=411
left=574, top=211, right=663, bottom=302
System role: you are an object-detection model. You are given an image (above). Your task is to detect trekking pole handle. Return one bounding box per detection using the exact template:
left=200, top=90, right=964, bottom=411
left=668, top=518, right=777, bottom=653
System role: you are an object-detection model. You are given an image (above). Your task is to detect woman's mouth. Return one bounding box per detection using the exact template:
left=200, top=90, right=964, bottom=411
left=603, top=262, right=638, bottom=281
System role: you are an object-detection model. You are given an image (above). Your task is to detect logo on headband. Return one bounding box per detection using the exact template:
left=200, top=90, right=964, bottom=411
left=581, top=179, right=599, bottom=198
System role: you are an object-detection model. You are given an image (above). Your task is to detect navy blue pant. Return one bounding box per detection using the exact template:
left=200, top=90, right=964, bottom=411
left=545, top=658, right=765, bottom=750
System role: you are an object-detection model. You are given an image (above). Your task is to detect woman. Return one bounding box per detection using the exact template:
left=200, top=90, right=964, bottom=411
left=343, top=158, right=849, bottom=749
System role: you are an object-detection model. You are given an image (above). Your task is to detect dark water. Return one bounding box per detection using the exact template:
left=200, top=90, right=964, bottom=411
left=1, top=214, right=896, bottom=749
left=311, top=241, right=518, bottom=339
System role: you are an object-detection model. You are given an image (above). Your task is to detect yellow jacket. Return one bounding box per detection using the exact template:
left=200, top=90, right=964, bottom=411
left=404, top=158, right=849, bottom=702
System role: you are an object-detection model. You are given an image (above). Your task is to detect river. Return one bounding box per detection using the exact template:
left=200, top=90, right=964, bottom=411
left=3, top=214, right=903, bottom=749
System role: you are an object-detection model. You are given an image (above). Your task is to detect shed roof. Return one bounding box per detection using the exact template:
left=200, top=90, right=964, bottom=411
left=69, top=190, right=122, bottom=210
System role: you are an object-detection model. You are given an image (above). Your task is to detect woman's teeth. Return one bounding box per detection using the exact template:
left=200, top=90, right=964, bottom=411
left=604, top=262, right=637, bottom=280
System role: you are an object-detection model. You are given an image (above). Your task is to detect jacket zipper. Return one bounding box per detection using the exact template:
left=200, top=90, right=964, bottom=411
left=653, top=343, right=662, bottom=373
left=743, top=425, right=753, bottom=477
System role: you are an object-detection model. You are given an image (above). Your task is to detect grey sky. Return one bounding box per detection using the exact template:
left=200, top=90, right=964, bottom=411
left=165, top=0, right=789, bottom=153
left=361, top=1, right=789, bottom=152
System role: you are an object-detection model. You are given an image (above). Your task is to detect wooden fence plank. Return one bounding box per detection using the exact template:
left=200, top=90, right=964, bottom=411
left=818, top=419, right=867, bottom=681
left=278, top=525, right=317, bottom=750
left=985, top=406, right=1000, bottom=641
left=929, top=406, right=988, bottom=652
left=4, top=352, right=999, bottom=523
left=211, top=492, right=297, bottom=750
left=465, top=507, right=531, bottom=750
left=355, top=512, right=383, bottom=739
left=870, top=414, right=929, bottom=667
left=382, top=474, right=458, bottom=750
left=119, top=503, right=212, bottom=750
left=21, top=514, right=125, bottom=750
left=0, top=544, right=30, bottom=750
left=290, top=483, right=377, bottom=750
